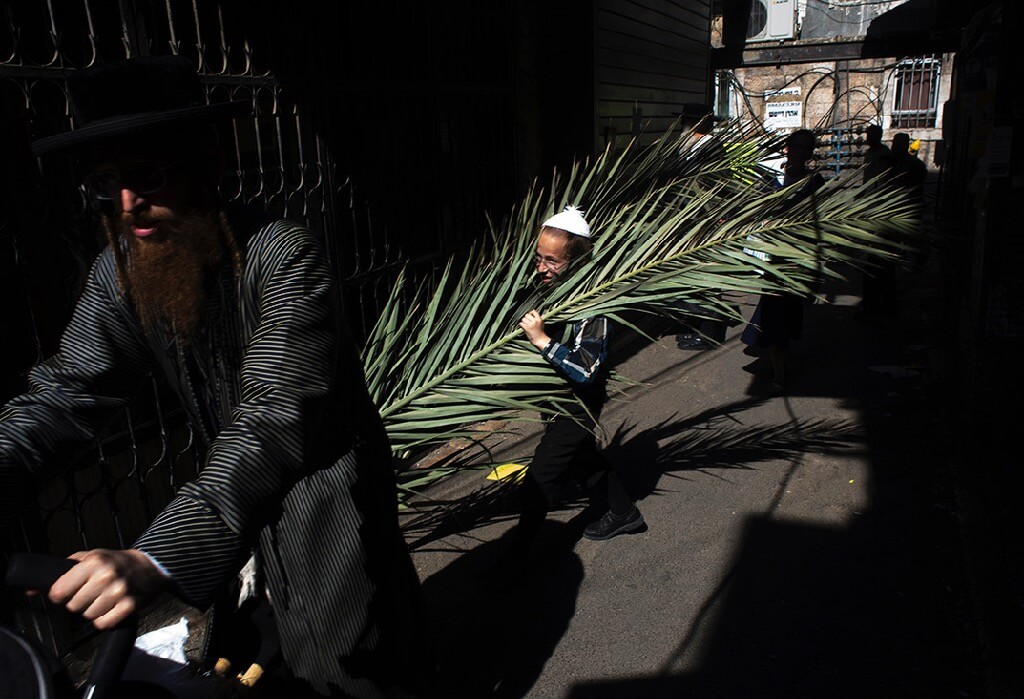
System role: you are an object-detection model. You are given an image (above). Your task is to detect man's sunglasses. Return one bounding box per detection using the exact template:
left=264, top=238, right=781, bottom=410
left=83, top=159, right=188, bottom=201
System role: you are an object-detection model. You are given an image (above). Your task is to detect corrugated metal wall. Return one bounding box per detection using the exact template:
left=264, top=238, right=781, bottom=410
left=596, top=0, right=712, bottom=150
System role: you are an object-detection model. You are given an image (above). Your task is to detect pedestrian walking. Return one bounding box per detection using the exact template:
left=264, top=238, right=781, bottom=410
left=741, top=129, right=825, bottom=391
left=512, top=206, right=645, bottom=552
left=863, top=123, right=893, bottom=181
left=674, top=103, right=730, bottom=350
left=889, top=132, right=929, bottom=271
left=857, top=123, right=901, bottom=316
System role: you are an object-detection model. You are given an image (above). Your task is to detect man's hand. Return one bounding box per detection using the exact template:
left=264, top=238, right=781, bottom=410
left=48, top=549, right=168, bottom=630
left=519, top=310, right=552, bottom=350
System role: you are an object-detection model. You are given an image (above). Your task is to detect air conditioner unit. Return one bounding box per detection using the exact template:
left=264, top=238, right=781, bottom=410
left=747, top=0, right=796, bottom=42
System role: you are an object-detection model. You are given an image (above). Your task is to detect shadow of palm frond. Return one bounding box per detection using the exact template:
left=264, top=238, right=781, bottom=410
left=606, top=410, right=865, bottom=500
left=402, top=399, right=865, bottom=549
left=606, top=396, right=774, bottom=443
left=400, top=473, right=527, bottom=552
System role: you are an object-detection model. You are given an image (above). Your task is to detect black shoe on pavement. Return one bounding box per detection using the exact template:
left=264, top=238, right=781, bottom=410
left=582, top=506, right=646, bottom=541
left=676, top=333, right=713, bottom=351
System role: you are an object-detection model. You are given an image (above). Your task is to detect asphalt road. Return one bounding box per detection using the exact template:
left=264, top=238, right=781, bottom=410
left=402, top=257, right=985, bottom=698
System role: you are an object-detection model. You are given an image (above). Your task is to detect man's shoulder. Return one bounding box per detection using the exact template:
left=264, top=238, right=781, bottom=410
left=90, top=246, right=122, bottom=291
left=893, top=153, right=928, bottom=177
left=237, top=215, right=328, bottom=291
left=865, top=144, right=892, bottom=160
left=242, top=216, right=321, bottom=259
left=251, top=218, right=316, bottom=242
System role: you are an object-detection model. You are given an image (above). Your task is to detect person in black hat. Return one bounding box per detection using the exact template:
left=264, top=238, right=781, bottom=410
left=858, top=125, right=898, bottom=318
left=675, top=102, right=720, bottom=159
left=740, top=128, right=825, bottom=391
left=0, top=55, right=437, bottom=698
left=672, top=103, right=731, bottom=350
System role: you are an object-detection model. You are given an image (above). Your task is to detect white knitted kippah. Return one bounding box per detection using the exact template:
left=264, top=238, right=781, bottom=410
left=542, top=205, right=591, bottom=238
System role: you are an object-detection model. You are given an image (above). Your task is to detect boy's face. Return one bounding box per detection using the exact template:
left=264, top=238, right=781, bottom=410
left=533, top=229, right=570, bottom=284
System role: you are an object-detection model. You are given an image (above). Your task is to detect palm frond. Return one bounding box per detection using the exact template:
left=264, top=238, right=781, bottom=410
left=362, top=122, right=921, bottom=466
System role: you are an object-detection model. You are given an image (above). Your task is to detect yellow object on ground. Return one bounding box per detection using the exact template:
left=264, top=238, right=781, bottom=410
left=486, top=462, right=528, bottom=483
left=214, top=657, right=232, bottom=675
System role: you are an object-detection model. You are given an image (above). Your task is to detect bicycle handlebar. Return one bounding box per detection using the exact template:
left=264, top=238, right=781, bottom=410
left=5, top=553, right=138, bottom=699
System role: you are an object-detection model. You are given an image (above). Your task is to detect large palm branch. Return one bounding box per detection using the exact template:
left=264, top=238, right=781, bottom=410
left=362, top=121, right=919, bottom=477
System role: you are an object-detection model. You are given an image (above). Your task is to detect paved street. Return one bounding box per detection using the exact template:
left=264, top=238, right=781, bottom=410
left=402, top=255, right=986, bottom=698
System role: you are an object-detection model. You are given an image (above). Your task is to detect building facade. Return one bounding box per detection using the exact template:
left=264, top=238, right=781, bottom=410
left=712, top=0, right=952, bottom=175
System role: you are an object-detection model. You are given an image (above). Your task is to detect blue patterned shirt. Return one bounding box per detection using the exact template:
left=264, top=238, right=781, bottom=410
left=539, top=316, right=611, bottom=386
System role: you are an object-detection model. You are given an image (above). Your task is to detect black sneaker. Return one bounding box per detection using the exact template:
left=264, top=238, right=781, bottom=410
left=582, top=506, right=646, bottom=541
left=676, top=333, right=713, bottom=351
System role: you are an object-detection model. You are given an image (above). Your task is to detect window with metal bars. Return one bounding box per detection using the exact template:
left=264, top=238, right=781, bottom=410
left=892, top=56, right=940, bottom=128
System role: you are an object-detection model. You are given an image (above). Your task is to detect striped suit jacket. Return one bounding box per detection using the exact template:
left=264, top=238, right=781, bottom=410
left=0, top=212, right=433, bottom=697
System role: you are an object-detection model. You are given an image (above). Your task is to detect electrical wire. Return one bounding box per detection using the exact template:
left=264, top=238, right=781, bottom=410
left=803, top=0, right=899, bottom=27
left=719, top=49, right=940, bottom=146
left=808, top=0, right=905, bottom=7
left=727, top=67, right=835, bottom=98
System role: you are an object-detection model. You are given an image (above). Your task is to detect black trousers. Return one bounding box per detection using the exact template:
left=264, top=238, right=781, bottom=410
left=530, top=411, right=608, bottom=503
left=517, top=401, right=632, bottom=540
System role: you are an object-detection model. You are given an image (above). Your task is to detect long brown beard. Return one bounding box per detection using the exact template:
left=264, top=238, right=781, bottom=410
left=118, top=210, right=226, bottom=342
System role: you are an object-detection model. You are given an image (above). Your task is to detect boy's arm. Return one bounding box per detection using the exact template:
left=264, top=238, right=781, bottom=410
left=520, top=312, right=611, bottom=385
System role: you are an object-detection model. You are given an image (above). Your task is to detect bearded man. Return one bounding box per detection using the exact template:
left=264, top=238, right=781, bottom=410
left=0, top=56, right=436, bottom=698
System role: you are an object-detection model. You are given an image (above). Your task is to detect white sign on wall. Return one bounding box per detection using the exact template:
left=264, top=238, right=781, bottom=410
left=765, top=101, right=803, bottom=129
left=763, top=86, right=802, bottom=131
left=764, top=86, right=800, bottom=99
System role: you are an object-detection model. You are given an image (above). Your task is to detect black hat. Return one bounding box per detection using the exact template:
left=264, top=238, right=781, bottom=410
left=674, top=102, right=723, bottom=121
left=31, top=55, right=248, bottom=156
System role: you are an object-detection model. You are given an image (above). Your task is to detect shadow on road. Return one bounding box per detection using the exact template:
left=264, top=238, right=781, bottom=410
left=401, top=400, right=862, bottom=551
left=602, top=401, right=863, bottom=502
left=565, top=504, right=976, bottom=697
left=419, top=521, right=584, bottom=698
left=564, top=258, right=984, bottom=696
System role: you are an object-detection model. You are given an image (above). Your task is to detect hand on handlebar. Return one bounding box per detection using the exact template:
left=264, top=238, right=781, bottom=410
left=48, top=549, right=168, bottom=630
